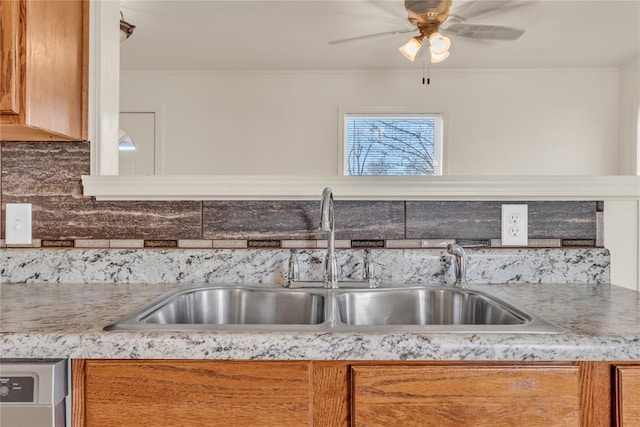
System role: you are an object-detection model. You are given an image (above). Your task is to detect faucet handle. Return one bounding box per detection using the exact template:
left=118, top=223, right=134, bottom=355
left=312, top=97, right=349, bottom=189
left=285, top=250, right=299, bottom=287
left=363, top=249, right=377, bottom=288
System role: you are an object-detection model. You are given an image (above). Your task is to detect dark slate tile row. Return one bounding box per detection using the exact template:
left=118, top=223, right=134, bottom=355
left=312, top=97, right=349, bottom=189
left=1, top=141, right=89, bottom=202
left=25, top=201, right=202, bottom=240
left=201, top=201, right=405, bottom=240
left=0, top=142, right=202, bottom=239
left=406, top=201, right=501, bottom=240
left=203, top=201, right=320, bottom=240
left=406, top=201, right=596, bottom=240
left=527, top=201, right=596, bottom=239
left=0, top=142, right=599, bottom=242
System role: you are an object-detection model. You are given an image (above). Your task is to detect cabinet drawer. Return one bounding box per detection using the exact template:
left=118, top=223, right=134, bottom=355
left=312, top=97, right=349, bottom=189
left=351, top=365, right=580, bottom=426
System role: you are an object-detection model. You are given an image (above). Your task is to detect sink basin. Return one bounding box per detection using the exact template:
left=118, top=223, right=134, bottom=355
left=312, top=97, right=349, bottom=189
left=333, top=287, right=556, bottom=332
left=105, top=286, right=325, bottom=331
left=105, top=285, right=564, bottom=333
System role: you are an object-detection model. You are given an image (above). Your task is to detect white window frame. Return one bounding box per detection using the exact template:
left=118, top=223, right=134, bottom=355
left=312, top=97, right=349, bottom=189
left=339, top=110, right=444, bottom=177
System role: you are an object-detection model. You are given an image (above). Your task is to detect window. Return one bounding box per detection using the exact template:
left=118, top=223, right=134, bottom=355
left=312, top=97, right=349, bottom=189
left=344, top=113, right=443, bottom=176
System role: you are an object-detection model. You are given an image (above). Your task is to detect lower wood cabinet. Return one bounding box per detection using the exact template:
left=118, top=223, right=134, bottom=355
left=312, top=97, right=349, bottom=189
left=73, top=360, right=313, bottom=427
left=72, top=360, right=638, bottom=427
left=615, top=365, right=640, bottom=427
left=351, top=365, right=580, bottom=426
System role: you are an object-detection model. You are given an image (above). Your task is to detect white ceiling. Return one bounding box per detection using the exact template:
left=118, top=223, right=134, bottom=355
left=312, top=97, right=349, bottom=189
left=119, top=0, right=640, bottom=71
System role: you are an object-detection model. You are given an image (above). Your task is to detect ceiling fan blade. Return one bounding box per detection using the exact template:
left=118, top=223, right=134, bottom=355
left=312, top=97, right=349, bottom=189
left=452, top=0, right=536, bottom=21
left=443, top=22, right=524, bottom=40
left=365, top=1, right=409, bottom=20
left=328, top=28, right=416, bottom=45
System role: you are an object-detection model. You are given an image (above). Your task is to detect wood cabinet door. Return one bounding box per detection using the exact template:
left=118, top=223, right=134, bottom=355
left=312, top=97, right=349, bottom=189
left=0, top=0, right=87, bottom=140
left=351, top=365, right=580, bottom=427
left=615, top=365, right=640, bottom=427
left=0, top=0, right=21, bottom=116
left=76, top=360, right=312, bottom=427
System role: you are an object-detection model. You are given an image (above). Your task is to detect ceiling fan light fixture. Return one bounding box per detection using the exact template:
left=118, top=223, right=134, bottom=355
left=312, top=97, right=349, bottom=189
left=429, top=49, right=450, bottom=63
left=428, top=32, right=451, bottom=55
left=399, top=36, right=424, bottom=61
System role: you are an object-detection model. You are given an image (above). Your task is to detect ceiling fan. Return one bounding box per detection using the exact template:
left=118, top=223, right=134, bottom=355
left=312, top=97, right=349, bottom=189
left=330, top=0, right=531, bottom=63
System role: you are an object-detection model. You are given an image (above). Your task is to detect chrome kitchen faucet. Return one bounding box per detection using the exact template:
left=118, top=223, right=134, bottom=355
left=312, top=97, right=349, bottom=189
left=284, top=187, right=376, bottom=289
left=319, top=187, right=338, bottom=288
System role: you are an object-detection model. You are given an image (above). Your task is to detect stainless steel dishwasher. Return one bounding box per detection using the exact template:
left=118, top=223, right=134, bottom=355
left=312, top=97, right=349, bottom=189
left=0, top=359, right=69, bottom=427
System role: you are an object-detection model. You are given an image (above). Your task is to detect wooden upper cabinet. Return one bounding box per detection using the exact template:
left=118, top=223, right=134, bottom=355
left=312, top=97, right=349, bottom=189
left=615, top=365, right=640, bottom=427
left=0, top=0, right=88, bottom=141
left=0, top=0, right=20, bottom=116
left=351, top=365, right=581, bottom=427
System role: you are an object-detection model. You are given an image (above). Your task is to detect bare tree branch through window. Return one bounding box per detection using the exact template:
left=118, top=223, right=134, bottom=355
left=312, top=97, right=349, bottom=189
left=346, top=115, right=442, bottom=176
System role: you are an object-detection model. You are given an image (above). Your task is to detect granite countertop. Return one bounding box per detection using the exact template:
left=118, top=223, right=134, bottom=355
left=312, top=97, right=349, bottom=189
left=1, top=282, right=639, bottom=361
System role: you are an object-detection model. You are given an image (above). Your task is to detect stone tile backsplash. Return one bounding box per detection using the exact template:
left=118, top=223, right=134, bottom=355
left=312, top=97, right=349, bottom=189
left=202, top=200, right=405, bottom=240
left=0, top=142, right=601, bottom=247
left=1, top=142, right=202, bottom=240
left=0, top=248, right=610, bottom=285
left=406, top=201, right=597, bottom=240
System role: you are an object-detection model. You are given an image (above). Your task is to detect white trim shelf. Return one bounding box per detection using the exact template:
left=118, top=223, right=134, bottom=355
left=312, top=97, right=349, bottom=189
left=82, top=175, right=640, bottom=201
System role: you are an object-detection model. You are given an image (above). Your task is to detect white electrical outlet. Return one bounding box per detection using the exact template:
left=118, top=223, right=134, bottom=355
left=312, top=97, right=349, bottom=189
left=501, top=204, right=528, bottom=246
left=5, top=203, right=32, bottom=244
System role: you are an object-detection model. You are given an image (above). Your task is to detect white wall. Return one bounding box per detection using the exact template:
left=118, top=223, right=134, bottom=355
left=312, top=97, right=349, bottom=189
left=119, top=112, right=156, bottom=175
left=607, top=56, right=640, bottom=291
left=120, top=68, right=620, bottom=176
left=605, top=200, right=640, bottom=291
left=618, top=56, right=640, bottom=175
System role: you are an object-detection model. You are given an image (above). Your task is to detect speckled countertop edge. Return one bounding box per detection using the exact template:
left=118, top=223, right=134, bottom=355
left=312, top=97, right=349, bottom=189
left=1, top=283, right=639, bottom=361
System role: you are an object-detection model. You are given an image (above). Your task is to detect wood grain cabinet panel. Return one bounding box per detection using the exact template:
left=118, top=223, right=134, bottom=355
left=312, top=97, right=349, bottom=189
left=351, top=365, right=581, bottom=427
left=72, top=360, right=627, bottom=426
left=0, top=0, right=21, bottom=115
left=615, top=365, right=640, bottom=427
left=77, top=360, right=312, bottom=427
left=0, top=0, right=87, bottom=141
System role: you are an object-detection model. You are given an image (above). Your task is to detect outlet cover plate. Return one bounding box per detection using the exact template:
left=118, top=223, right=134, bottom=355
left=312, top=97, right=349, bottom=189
left=5, top=203, right=32, bottom=244
left=501, top=204, right=528, bottom=246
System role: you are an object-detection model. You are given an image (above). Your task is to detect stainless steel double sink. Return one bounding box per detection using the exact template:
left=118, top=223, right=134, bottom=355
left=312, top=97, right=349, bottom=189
left=105, top=285, right=564, bottom=333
